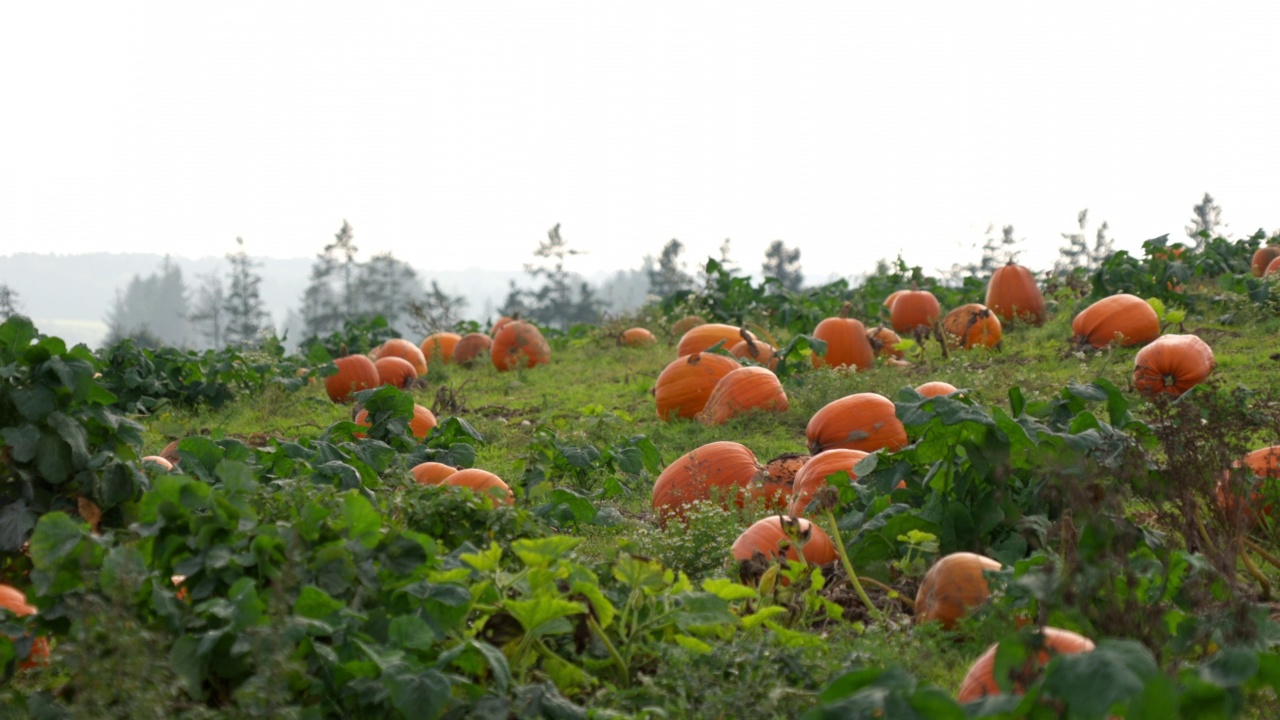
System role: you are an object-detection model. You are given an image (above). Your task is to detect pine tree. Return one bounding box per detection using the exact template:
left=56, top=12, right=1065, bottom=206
left=299, top=221, right=358, bottom=337
left=521, top=224, right=601, bottom=329
left=223, top=237, right=271, bottom=348
left=101, top=257, right=191, bottom=347
left=1186, top=192, right=1223, bottom=249
left=188, top=272, right=226, bottom=349
left=359, top=252, right=426, bottom=331
left=407, top=280, right=469, bottom=335
left=0, top=284, right=20, bottom=320
left=762, top=240, right=803, bottom=291
left=647, top=239, right=694, bottom=299
left=1054, top=210, right=1112, bottom=275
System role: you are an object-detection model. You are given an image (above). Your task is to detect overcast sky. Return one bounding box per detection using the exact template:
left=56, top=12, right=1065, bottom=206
left=2, top=2, right=1277, bottom=281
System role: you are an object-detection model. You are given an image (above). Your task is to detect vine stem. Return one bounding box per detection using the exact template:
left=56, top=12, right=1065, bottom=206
left=856, top=576, right=914, bottom=610
left=824, top=510, right=881, bottom=619
left=587, top=616, right=630, bottom=688
left=1244, top=538, right=1280, bottom=572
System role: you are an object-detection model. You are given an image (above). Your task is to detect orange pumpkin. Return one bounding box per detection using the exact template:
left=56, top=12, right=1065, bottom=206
left=443, top=468, right=514, bottom=505
left=355, top=404, right=437, bottom=440
left=1132, top=334, right=1214, bottom=397
left=0, top=584, right=49, bottom=669
left=452, top=332, right=493, bottom=365
left=374, top=356, right=418, bottom=389
left=490, top=316, right=517, bottom=336
left=1070, top=294, right=1160, bottom=348
left=491, top=321, right=551, bottom=371
left=1267, top=257, right=1280, bottom=277
left=1253, top=246, right=1280, bottom=277
left=160, top=439, right=182, bottom=466
left=915, top=552, right=1003, bottom=629
left=697, top=366, right=788, bottom=426
left=670, top=314, right=707, bottom=337
left=325, top=354, right=381, bottom=403
left=787, top=448, right=869, bottom=516
left=619, top=328, right=657, bottom=347
left=957, top=628, right=1096, bottom=703
left=420, top=332, right=461, bottom=364
left=889, top=290, right=942, bottom=334
left=985, top=263, right=1046, bottom=326
left=1214, top=446, right=1280, bottom=528
left=812, top=315, right=875, bottom=371
left=748, top=453, right=809, bottom=511
left=731, top=516, right=838, bottom=567
left=677, top=323, right=750, bottom=357
left=730, top=330, right=778, bottom=370
left=411, top=461, right=459, bottom=485
left=652, top=441, right=761, bottom=522
left=866, top=326, right=904, bottom=359
left=654, top=352, right=741, bottom=421
left=883, top=290, right=908, bottom=313
left=374, top=338, right=428, bottom=376
left=942, top=304, right=1003, bottom=350
left=915, top=381, right=959, bottom=398
left=141, top=455, right=174, bottom=472
left=806, top=393, right=907, bottom=455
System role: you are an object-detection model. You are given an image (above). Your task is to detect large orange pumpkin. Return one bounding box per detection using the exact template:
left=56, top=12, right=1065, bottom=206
left=889, top=290, right=942, bottom=334
left=806, top=393, right=908, bottom=455
left=1070, top=294, right=1160, bottom=348
left=444, top=468, right=514, bottom=505
left=654, top=352, right=741, bottom=420
left=325, top=355, right=381, bottom=403
left=619, top=328, right=657, bottom=347
left=731, top=516, right=838, bottom=567
left=787, top=448, right=869, bottom=516
left=1253, top=246, right=1280, bottom=277
left=420, top=332, right=461, bottom=364
left=652, top=441, right=762, bottom=522
left=411, top=461, right=459, bottom=485
left=0, top=584, right=49, bottom=669
left=915, top=381, right=959, bottom=398
left=957, top=628, right=1096, bottom=703
left=452, top=332, right=493, bottom=365
left=1132, top=334, right=1214, bottom=397
left=670, top=314, right=706, bottom=337
left=812, top=315, right=875, bottom=371
left=1266, top=257, right=1280, bottom=277
left=985, top=263, right=1046, bottom=326
left=491, top=321, right=551, bottom=371
left=867, top=326, right=904, bottom=359
left=697, top=366, right=788, bottom=426
left=490, top=316, right=517, bottom=336
left=373, top=338, right=428, bottom=376
left=374, top=356, right=418, bottom=389
left=677, top=323, right=750, bottom=357
left=915, top=552, right=1003, bottom=629
left=942, top=304, right=1002, bottom=350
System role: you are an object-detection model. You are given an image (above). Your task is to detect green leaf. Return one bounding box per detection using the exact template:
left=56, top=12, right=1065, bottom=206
left=511, top=536, right=582, bottom=568
left=388, top=615, right=437, bottom=652
left=504, top=597, right=585, bottom=635
left=1200, top=647, right=1260, bottom=688
left=673, top=635, right=713, bottom=654
left=0, top=501, right=37, bottom=554
left=702, top=577, right=759, bottom=602
left=672, top=592, right=736, bottom=630
left=383, top=666, right=450, bottom=720
left=341, top=491, right=381, bottom=549
left=47, top=412, right=89, bottom=467
left=170, top=634, right=208, bottom=699
left=294, top=585, right=345, bottom=620
left=29, top=512, right=84, bottom=568
left=0, top=424, right=40, bottom=462
left=10, top=386, right=55, bottom=422
left=1043, top=640, right=1156, bottom=718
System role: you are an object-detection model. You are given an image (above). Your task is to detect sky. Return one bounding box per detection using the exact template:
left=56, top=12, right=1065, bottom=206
left=2, top=2, right=1278, bottom=281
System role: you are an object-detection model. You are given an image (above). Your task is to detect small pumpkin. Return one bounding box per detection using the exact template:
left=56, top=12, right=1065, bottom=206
left=697, top=366, right=789, bottom=426
left=914, top=552, right=1003, bottom=629
left=866, top=326, right=904, bottom=359
left=1132, top=334, right=1214, bottom=397
left=984, top=262, right=1046, bottom=326
left=1253, top=246, right=1280, bottom=277
left=374, top=356, right=419, bottom=389
left=452, top=332, right=493, bottom=365
left=654, top=352, right=741, bottom=420
left=731, top=515, right=838, bottom=567
left=160, top=439, right=182, bottom=466
left=730, top=328, right=778, bottom=370
left=491, top=321, right=551, bottom=371
left=1070, top=294, right=1160, bottom=348
left=374, top=338, right=428, bottom=376
left=670, top=314, right=707, bottom=337
left=889, top=289, right=942, bottom=334
left=942, top=304, right=1002, bottom=350
left=411, top=461, right=459, bottom=485
left=915, top=381, right=959, bottom=398
left=812, top=309, right=875, bottom=371
left=806, top=393, right=908, bottom=455
left=325, top=354, right=381, bottom=403
left=787, top=448, right=869, bottom=516
left=420, top=332, right=461, bottom=364
left=0, top=584, right=49, bottom=669
left=443, top=468, right=515, bottom=505
left=652, top=441, right=761, bottom=522
left=1267, top=257, right=1280, bottom=277
left=677, top=323, right=751, bottom=357
left=957, top=628, right=1096, bottom=703
left=619, top=328, right=657, bottom=347
left=1214, top=445, right=1280, bottom=528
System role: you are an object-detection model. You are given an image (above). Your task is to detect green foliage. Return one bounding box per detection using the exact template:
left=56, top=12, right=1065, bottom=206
left=1091, top=232, right=1271, bottom=309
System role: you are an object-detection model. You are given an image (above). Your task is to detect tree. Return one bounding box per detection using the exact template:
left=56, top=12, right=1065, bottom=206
left=0, top=284, right=20, bottom=320
left=359, top=252, right=427, bottom=331
left=102, top=256, right=191, bottom=347
left=407, top=280, right=469, bottom=336
left=1054, top=209, right=1112, bottom=276
left=188, top=272, right=226, bottom=349
left=299, top=220, right=357, bottom=337
left=223, top=237, right=271, bottom=348
left=1186, top=192, right=1223, bottom=249
left=520, top=223, right=602, bottom=330
left=326, top=220, right=360, bottom=313
left=647, top=239, right=694, bottom=299
left=762, top=240, right=803, bottom=291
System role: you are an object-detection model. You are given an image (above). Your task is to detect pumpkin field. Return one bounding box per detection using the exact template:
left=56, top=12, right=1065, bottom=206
left=6, top=234, right=1280, bottom=718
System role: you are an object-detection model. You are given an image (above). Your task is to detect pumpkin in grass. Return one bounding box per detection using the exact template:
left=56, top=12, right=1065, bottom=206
left=490, top=316, right=517, bottom=336
left=1070, top=294, right=1160, bottom=348
left=697, top=366, right=788, bottom=426
left=883, top=289, right=908, bottom=312
left=915, top=552, right=1003, bottom=629
left=411, top=461, right=459, bottom=485
left=677, top=323, right=750, bottom=357
left=443, top=468, right=514, bottom=505
left=325, top=354, right=381, bottom=403
left=374, top=356, right=418, bottom=388
left=942, top=304, right=1003, bottom=350
left=654, top=352, right=740, bottom=420
left=374, top=338, right=428, bottom=376
left=356, top=404, right=437, bottom=440
left=731, top=515, right=838, bottom=567
left=730, top=329, right=778, bottom=370
left=619, top=327, right=657, bottom=347
left=916, top=381, right=959, bottom=398
left=492, top=321, right=551, bottom=371
left=670, top=314, right=706, bottom=337
left=1253, top=246, right=1280, bottom=277
left=0, top=584, right=49, bottom=669
left=748, top=453, right=809, bottom=510
left=812, top=310, right=874, bottom=371
left=985, top=262, right=1046, bottom=326
left=806, top=393, right=907, bottom=455
left=866, top=326, right=904, bottom=359
left=957, top=627, right=1096, bottom=703
left=1132, top=334, right=1214, bottom=397
left=787, top=448, right=869, bottom=517
left=652, top=441, right=761, bottom=522
left=452, top=332, right=493, bottom=365
left=1267, top=257, right=1280, bottom=277
left=420, top=332, right=461, bottom=364
left=1214, top=445, right=1280, bottom=528
left=889, top=289, right=941, bottom=334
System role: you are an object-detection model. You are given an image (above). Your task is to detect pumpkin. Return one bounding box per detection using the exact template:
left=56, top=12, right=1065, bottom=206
left=141, top=455, right=174, bottom=472
left=915, top=552, right=1003, bottom=629
left=730, top=329, right=779, bottom=370
left=787, top=448, right=869, bottom=516
left=1070, top=294, right=1160, bottom=348
left=160, top=439, right=182, bottom=466
left=1267, top=257, right=1280, bottom=277
left=957, top=627, right=1096, bottom=703
left=889, top=290, right=942, bottom=334
left=654, top=352, right=741, bottom=420
left=652, top=441, right=761, bottom=522
left=985, top=263, right=1046, bottom=326
left=452, top=332, right=493, bottom=365
left=731, top=515, right=838, bottom=567
left=374, top=356, right=418, bottom=389
left=325, top=354, right=381, bottom=403
left=420, top=332, right=461, bottom=364
left=670, top=314, right=707, bottom=337
left=748, top=453, right=809, bottom=510
left=411, top=461, right=459, bottom=485
left=697, top=366, right=788, bottom=426
left=806, top=393, right=908, bottom=455
left=867, top=326, right=904, bottom=359
left=373, top=338, right=428, bottom=376
left=619, top=328, right=657, bottom=347
left=942, top=304, right=1002, bottom=350
left=677, top=323, right=751, bottom=357
left=491, top=321, right=551, bottom=371
left=883, top=289, right=908, bottom=312
left=356, top=404, right=437, bottom=440
left=1253, top=246, right=1280, bottom=277
left=490, top=316, right=517, bottom=336
left=443, top=468, right=514, bottom=505
left=1132, top=334, right=1215, bottom=397
left=0, top=584, right=49, bottom=669
left=812, top=312, right=875, bottom=371
left=1214, top=445, right=1280, bottom=528
left=916, top=381, right=959, bottom=398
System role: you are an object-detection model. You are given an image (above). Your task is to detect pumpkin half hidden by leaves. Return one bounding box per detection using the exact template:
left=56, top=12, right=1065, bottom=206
left=411, top=461, right=459, bottom=485
left=0, top=583, right=50, bottom=669
left=731, top=515, right=837, bottom=568
left=787, top=448, right=869, bottom=517
left=942, top=304, right=1002, bottom=350
left=325, top=354, right=381, bottom=403
left=957, top=627, right=1096, bottom=703
left=443, top=468, right=514, bottom=505
left=1132, top=333, right=1214, bottom=398
left=915, top=381, right=959, bottom=398
left=914, top=552, right=1002, bottom=630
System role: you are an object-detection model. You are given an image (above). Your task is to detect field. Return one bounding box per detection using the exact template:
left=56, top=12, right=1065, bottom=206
left=4, top=236, right=1280, bottom=718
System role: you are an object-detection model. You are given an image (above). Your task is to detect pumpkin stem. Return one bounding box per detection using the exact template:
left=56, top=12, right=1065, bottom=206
left=739, top=326, right=759, bottom=357
left=932, top=321, right=950, bottom=359
left=838, top=301, right=852, bottom=319
left=856, top=576, right=914, bottom=610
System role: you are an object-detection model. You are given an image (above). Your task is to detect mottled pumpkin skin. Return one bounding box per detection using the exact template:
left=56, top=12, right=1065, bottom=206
left=1070, top=294, right=1160, bottom=348
left=325, top=355, right=381, bottom=403
left=452, top=333, right=493, bottom=365
left=1253, top=246, right=1280, bottom=277
left=491, top=321, right=551, bottom=371
left=697, top=366, right=788, bottom=426
left=620, top=328, right=657, bottom=347
left=914, top=552, right=1002, bottom=629
left=443, top=468, right=514, bottom=505
left=676, top=323, right=750, bottom=357
left=888, top=290, right=941, bottom=334
left=420, top=332, right=461, bottom=364
left=731, top=516, right=837, bottom=567
left=957, top=628, right=1095, bottom=703
left=787, top=449, right=869, bottom=517
left=374, top=338, right=428, bottom=376
left=915, top=381, right=959, bottom=398
left=748, top=453, right=809, bottom=511
left=651, top=441, right=761, bottom=522
left=654, top=353, right=741, bottom=420
left=942, top=304, right=1002, bottom=350
left=411, top=461, right=458, bottom=485
left=1132, top=334, right=1215, bottom=397
left=806, top=393, right=907, bottom=455
left=811, top=317, right=874, bottom=370
left=985, top=263, right=1046, bottom=326
left=374, top=356, right=418, bottom=388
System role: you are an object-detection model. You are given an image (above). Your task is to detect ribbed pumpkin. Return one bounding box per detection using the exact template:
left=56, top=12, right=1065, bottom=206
left=916, top=381, right=959, bottom=398
left=867, top=326, right=904, bottom=359
left=1267, top=257, right=1280, bottom=277
left=985, top=262, right=1046, bottom=326
left=957, top=628, right=1096, bottom=703
left=1253, top=246, right=1280, bottom=277
left=411, top=461, right=459, bottom=485
left=1070, top=294, right=1160, bottom=348
left=677, top=323, right=750, bottom=357
left=491, top=321, right=551, bottom=371
left=619, top=327, right=657, bottom=347
left=1132, top=334, right=1215, bottom=397
left=354, top=404, right=437, bottom=440
left=889, top=290, right=942, bottom=334
left=325, top=354, right=381, bottom=403
left=748, top=453, right=809, bottom=510
left=697, top=366, right=788, bottom=426
left=915, top=552, right=1003, bottom=629
left=444, top=468, right=514, bottom=505
left=374, top=356, right=418, bottom=389
left=0, top=584, right=49, bottom=669
left=942, top=304, right=1002, bottom=350
left=670, top=314, right=707, bottom=337
left=787, top=448, right=869, bottom=516
left=806, top=393, right=908, bottom=455
left=374, top=338, right=428, bottom=376
left=452, top=332, right=493, bottom=365
left=812, top=312, right=875, bottom=371
left=490, top=316, right=517, bottom=336
left=1214, top=445, right=1280, bottom=528
left=731, top=516, right=838, bottom=567
left=652, top=441, right=761, bottom=522
left=420, top=332, right=461, bottom=364
left=730, top=330, right=778, bottom=370
left=654, top=352, right=741, bottom=420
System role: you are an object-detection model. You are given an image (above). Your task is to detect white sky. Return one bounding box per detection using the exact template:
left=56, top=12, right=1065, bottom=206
left=2, top=2, right=1277, bottom=280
